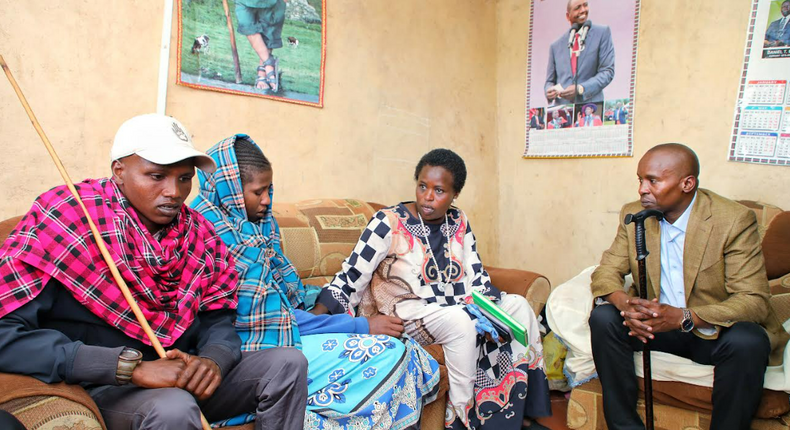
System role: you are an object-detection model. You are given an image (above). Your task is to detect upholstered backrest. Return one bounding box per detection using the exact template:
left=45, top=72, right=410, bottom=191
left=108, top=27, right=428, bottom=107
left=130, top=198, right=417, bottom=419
left=738, top=200, right=785, bottom=238
left=272, top=199, right=382, bottom=280
left=737, top=201, right=790, bottom=330
left=763, top=212, right=790, bottom=281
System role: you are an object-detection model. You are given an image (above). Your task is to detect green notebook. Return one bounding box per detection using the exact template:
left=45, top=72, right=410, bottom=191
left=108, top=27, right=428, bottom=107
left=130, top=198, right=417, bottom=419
left=471, top=290, right=529, bottom=347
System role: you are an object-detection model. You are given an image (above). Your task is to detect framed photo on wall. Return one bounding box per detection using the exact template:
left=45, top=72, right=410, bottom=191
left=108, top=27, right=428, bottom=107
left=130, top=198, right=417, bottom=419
left=177, top=0, right=326, bottom=107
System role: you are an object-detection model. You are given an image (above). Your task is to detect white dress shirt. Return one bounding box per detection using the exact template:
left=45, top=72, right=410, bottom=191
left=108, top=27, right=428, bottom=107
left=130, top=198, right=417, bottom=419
left=658, top=193, right=714, bottom=334
left=658, top=193, right=696, bottom=308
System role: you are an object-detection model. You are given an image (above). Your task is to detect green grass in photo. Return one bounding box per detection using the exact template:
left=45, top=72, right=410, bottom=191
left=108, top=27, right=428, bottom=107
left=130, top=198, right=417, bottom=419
left=180, top=0, right=322, bottom=96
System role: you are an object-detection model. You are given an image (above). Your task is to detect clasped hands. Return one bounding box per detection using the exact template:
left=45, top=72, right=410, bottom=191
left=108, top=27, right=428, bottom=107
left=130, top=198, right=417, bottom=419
left=608, top=290, right=683, bottom=343
left=131, top=349, right=221, bottom=401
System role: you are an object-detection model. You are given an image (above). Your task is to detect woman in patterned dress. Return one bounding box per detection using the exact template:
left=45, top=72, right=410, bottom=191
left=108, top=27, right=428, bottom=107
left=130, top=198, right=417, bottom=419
left=314, top=148, right=552, bottom=429
left=191, top=134, right=440, bottom=429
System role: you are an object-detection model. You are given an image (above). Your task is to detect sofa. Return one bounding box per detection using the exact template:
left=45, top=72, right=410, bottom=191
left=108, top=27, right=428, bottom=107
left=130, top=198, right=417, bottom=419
left=0, top=198, right=551, bottom=430
left=547, top=200, right=790, bottom=430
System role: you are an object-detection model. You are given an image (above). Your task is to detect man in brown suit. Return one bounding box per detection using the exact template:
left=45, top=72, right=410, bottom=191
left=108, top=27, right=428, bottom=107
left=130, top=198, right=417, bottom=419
left=589, top=143, right=787, bottom=430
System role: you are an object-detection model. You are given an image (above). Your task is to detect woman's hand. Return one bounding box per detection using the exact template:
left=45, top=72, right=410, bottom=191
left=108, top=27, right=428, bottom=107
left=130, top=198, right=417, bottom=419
left=367, top=315, right=404, bottom=337
left=309, top=303, right=329, bottom=315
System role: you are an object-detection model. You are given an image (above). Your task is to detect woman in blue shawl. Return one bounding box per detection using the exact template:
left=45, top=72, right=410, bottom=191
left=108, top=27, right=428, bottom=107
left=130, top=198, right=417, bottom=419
left=191, top=134, right=440, bottom=429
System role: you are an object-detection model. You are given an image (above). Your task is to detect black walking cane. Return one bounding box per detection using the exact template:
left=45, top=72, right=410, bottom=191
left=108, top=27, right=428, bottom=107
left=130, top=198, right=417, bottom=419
left=624, top=208, right=664, bottom=430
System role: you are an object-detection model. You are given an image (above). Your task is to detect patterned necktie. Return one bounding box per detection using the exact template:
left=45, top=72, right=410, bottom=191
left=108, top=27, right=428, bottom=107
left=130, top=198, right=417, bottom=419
left=571, top=33, right=581, bottom=76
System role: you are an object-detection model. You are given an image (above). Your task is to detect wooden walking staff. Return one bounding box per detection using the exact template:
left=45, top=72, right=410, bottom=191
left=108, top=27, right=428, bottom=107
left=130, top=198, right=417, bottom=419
left=222, top=0, right=243, bottom=84
left=624, top=208, right=664, bottom=430
left=0, top=55, right=214, bottom=430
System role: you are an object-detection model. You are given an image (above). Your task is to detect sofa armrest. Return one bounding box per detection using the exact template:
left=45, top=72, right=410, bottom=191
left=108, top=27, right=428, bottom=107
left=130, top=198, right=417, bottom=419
left=0, top=216, right=23, bottom=245
left=0, top=373, right=105, bottom=429
left=487, top=267, right=550, bottom=316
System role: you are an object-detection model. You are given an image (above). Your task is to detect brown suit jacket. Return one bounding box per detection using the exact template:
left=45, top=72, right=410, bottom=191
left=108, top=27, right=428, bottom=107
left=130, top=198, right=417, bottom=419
left=591, top=189, right=788, bottom=365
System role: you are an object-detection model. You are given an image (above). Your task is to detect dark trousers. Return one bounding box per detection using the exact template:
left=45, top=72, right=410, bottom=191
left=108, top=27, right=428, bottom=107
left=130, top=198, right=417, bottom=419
left=88, top=348, right=308, bottom=430
left=589, top=304, right=770, bottom=430
left=0, top=410, right=26, bottom=430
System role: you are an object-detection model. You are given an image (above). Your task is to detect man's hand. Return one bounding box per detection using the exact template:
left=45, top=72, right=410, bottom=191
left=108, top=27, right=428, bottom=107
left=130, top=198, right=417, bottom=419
left=130, top=355, right=187, bottom=389
left=559, top=84, right=578, bottom=100
left=167, top=349, right=223, bottom=401
left=546, top=87, right=559, bottom=100
left=367, top=315, right=404, bottom=337
left=629, top=298, right=685, bottom=334
left=606, top=291, right=654, bottom=343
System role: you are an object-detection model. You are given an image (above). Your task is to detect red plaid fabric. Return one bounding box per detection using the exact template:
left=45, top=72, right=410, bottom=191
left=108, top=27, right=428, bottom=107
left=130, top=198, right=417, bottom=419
left=0, top=179, right=238, bottom=347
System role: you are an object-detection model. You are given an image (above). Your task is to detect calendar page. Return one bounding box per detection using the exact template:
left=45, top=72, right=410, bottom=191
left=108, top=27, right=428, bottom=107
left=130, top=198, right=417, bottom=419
left=729, top=0, right=790, bottom=166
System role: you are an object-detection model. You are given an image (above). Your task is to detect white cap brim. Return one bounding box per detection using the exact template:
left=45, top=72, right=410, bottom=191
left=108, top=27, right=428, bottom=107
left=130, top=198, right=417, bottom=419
left=110, top=114, right=216, bottom=173
left=135, top=147, right=217, bottom=173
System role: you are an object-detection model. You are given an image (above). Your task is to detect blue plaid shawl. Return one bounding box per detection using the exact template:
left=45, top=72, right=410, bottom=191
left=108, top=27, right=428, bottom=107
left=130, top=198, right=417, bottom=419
left=191, top=134, right=305, bottom=350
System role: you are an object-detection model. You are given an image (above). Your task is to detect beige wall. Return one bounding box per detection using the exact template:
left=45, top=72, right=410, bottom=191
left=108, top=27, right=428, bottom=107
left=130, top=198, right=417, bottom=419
left=0, top=0, right=500, bottom=261
left=2, top=0, right=788, bottom=286
left=496, top=0, right=790, bottom=287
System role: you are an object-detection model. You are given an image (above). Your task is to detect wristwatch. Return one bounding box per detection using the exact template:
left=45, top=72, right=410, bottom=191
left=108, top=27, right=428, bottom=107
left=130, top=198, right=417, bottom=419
left=116, top=347, right=143, bottom=385
left=680, top=308, right=695, bottom=333
left=577, top=84, right=585, bottom=96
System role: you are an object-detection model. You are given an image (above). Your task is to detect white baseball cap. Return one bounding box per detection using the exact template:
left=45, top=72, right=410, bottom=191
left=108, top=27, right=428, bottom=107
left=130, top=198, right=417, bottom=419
left=111, top=114, right=216, bottom=173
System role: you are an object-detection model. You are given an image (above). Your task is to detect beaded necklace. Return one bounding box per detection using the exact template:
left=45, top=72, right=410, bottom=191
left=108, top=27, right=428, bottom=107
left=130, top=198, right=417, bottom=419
left=417, top=212, right=453, bottom=292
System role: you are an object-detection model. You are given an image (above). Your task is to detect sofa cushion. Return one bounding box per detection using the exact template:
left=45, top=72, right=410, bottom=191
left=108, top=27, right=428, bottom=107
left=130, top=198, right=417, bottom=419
left=1, top=396, right=103, bottom=430
left=638, top=379, right=790, bottom=419
left=568, top=378, right=790, bottom=430
left=763, top=212, right=790, bottom=280
left=273, top=199, right=379, bottom=279
left=0, top=373, right=106, bottom=430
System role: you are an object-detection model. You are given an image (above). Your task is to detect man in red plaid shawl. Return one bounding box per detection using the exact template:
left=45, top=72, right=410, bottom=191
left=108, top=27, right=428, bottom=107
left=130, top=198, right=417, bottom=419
left=0, top=114, right=307, bottom=430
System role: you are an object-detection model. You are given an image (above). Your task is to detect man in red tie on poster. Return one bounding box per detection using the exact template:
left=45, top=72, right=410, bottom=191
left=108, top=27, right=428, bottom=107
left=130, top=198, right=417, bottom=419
left=545, top=0, right=615, bottom=105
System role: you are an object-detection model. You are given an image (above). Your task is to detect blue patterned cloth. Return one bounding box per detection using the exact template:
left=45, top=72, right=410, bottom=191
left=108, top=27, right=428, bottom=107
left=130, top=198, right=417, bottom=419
left=193, top=135, right=441, bottom=429
left=303, top=333, right=440, bottom=428
left=192, top=134, right=304, bottom=350
left=212, top=333, right=440, bottom=429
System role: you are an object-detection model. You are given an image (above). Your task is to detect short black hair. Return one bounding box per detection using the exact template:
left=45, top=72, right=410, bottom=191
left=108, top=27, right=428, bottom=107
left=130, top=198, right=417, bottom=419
left=413, top=148, right=467, bottom=193
left=234, top=137, right=271, bottom=185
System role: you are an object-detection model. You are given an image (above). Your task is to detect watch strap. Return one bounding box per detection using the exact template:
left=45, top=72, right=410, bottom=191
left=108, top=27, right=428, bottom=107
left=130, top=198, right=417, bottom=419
left=116, top=347, right=142, bottom=385
left=681, top=308, right=694, bottom=332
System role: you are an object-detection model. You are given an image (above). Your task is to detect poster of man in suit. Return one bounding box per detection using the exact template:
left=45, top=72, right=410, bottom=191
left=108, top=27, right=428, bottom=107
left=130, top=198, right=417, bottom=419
left=525, top=0, right=639, bottom=158
left=763, top=0, right=790, bottom=58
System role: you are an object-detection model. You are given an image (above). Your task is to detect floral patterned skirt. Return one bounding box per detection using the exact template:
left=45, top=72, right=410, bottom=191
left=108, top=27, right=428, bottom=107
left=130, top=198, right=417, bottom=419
left=304, top=334, right=440, bottom=429
left=212, top=333, right=440, bottom=429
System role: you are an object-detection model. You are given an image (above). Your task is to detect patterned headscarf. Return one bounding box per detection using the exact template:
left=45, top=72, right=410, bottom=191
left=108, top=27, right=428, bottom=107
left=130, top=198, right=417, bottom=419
left=191, top=134, right=305, bottom=350
left=0, top=179, right=239, bottom=347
